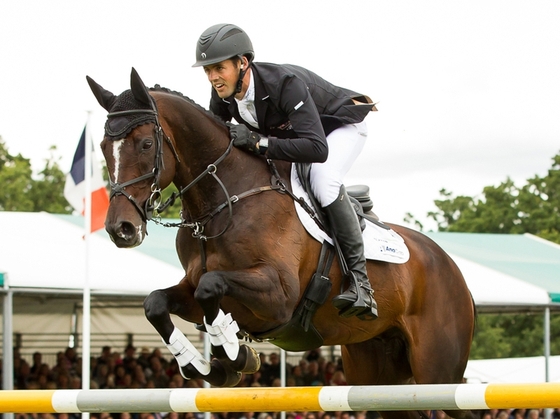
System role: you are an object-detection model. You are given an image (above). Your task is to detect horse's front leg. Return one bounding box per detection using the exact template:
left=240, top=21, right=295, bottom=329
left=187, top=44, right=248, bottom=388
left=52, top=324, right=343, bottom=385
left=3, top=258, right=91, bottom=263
left=143, top=283, right=236, bottom=386
left=195, top=265, right=294, bottom=380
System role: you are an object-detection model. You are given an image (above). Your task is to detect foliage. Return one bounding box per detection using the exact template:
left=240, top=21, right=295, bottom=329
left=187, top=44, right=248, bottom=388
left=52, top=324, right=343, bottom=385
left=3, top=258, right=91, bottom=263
left=0, top=137, right=72, bottom=213
left=157, top=184, right=182, bottom=219
left=426, top=152, right=560, bottom=244
left=470, top=313, right=560, bottom=359
left=419, top=150, right=560, bottom=359
left=0, top=134, right=179, bottom=218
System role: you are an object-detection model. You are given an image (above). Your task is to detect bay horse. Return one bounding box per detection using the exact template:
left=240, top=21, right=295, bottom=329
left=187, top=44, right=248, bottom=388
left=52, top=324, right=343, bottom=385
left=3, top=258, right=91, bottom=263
left=87, top=68, right=476, bottom=419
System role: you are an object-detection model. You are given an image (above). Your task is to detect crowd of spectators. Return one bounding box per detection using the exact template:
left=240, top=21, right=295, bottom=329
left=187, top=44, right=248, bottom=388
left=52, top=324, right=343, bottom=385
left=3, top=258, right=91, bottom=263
left=2, top=345, right=559, bottom=419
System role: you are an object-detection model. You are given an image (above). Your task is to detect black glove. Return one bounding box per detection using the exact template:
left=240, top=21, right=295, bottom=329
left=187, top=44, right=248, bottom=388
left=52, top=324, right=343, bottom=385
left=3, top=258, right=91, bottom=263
left=228, top=124, right=261, bottom=155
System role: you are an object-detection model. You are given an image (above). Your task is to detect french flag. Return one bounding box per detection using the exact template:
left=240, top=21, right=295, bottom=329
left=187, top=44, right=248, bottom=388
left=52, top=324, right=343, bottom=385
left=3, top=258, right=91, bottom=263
left=64, top=125, right=109, bottom=232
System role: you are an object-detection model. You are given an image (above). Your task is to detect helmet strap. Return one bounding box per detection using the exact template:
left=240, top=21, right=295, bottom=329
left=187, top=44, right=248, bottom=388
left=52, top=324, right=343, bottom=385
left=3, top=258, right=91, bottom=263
left=235, top=68, right=247, bottom=94
left=234, top=56, right=252, bottom=94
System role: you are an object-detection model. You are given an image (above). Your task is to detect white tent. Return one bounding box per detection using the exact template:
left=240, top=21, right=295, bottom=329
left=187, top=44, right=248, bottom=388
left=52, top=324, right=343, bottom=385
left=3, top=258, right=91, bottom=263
left=1, top=212, right=553, bottom=305
left=0, top=211, right=182, bottom=294
left=1, top=212, right=559, bottom=387
left=425, top=231, right=560, bottom=309
left=465, top=356, right=560, bottom=383
left=0, top=211, right=196, bottom=392
left=447, top=254, right=551, bottom=309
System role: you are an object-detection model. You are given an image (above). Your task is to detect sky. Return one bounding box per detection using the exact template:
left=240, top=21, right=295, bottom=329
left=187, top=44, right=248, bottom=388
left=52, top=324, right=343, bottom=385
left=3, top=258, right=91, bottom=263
left=1, top=0, right=559, bottom=230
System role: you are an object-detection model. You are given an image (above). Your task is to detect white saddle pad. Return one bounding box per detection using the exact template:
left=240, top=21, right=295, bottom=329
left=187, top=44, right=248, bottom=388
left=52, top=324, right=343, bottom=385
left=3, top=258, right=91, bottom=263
left=291, top=165, right=410, bottom=264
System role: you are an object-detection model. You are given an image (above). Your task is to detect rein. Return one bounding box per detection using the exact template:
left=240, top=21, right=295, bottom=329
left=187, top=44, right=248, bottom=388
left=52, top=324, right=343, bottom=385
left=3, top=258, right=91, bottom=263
left=107, top=104, right=324, bottom=272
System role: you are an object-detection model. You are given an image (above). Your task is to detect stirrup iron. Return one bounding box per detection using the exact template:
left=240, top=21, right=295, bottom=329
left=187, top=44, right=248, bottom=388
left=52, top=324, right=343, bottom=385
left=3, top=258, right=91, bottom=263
left=334, top=273, right=378, bottom=320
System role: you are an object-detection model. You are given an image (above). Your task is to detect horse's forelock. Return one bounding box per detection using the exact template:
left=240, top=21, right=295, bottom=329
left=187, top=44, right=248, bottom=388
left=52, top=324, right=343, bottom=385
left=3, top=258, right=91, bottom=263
left=104, top=89, right=156, bottom=140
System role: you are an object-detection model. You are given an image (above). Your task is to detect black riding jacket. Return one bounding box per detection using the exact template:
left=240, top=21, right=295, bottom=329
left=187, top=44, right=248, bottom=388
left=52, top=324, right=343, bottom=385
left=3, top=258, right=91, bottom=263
left=209, top=62, right=376, bottom=163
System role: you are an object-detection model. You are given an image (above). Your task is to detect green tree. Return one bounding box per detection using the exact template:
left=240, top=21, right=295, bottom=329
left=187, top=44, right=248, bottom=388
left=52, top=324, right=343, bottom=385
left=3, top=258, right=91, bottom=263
left=0, top=137, right=72, bottom=213
left=0, top=137, right=35, bottom=211
left=427, top=152, right=560, bottom=244
left=158, top=184, right=182, bottom=219
left=422, top=151, right=560, bottom=359
left=470, top=313, right=560, bottom=359
left=28, top=146, right=73, bottom=213
left=518, top=153, right=560, bottom=243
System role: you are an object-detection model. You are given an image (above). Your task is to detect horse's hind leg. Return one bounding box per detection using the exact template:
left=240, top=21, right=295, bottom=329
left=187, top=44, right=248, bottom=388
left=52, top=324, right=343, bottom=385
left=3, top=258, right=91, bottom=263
left=404, top=306, right=476, bottom=419
left=341, top=330, right=426, bottom=419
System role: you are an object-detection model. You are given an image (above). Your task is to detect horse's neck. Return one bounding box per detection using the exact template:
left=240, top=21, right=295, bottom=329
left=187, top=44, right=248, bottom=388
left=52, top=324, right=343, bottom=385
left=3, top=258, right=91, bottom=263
left=168, top=110, right=239, bottom=215
left=167, top=102, right=228, bottom=171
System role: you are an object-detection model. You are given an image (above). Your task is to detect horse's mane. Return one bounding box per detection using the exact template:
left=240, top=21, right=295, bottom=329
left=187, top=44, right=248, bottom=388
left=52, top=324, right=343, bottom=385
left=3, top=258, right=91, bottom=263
left=149, top=84, right=227, bottom=127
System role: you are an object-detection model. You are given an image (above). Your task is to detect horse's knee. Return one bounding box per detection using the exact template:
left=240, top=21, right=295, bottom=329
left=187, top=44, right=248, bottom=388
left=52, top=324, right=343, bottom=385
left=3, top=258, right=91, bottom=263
left=194, top=274, right=226, bottom=305
left=143, top=290, right=169, bottom=324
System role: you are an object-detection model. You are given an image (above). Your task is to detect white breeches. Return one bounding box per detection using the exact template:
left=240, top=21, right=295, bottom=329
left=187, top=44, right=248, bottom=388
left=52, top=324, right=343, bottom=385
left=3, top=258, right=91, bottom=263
left=310, top=121, right=368, bottom=207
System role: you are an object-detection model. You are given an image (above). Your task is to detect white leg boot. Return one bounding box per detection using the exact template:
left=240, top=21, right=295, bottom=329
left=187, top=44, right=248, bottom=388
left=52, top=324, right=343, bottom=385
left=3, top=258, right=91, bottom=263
left=204, top=309, right=240, bottom=361
left=164, top=327, right=211, bottom=378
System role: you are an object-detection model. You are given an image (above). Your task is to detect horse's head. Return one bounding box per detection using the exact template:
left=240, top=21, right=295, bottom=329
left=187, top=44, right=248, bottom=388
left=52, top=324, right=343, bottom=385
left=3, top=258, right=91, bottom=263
left=86, top=68, right=177, bottom=248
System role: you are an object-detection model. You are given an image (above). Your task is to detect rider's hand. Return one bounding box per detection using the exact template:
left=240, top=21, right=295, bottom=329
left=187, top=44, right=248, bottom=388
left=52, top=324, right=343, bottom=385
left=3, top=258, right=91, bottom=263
left=228, top=124, right=262, bottom=156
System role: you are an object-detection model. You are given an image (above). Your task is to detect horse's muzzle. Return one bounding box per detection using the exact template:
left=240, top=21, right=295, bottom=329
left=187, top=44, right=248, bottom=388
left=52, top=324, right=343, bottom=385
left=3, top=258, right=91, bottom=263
left=106, top=219, right=145, bottom=248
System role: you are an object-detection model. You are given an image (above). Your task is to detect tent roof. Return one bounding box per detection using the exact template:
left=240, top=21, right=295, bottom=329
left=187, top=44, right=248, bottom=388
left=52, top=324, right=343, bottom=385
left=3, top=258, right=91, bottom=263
left=57, top=213, right=183, bottom=268
left=0, top=212, right=183, bottom=296
left=425, top=231, right=560, bottom=307
left=465, top=355, right=560, bottom=383
left=2, top=212, right=560, bottom=311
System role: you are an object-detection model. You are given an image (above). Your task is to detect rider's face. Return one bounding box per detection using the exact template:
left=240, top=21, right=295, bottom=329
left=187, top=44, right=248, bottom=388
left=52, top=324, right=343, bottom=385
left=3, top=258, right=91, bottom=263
left=203, top=58, right=242, bottom=99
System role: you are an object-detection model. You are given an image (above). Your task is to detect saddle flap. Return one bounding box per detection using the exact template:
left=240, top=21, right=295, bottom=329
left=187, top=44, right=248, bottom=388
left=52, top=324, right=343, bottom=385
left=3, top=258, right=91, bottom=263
left=291, top=165, right=410, bottom=264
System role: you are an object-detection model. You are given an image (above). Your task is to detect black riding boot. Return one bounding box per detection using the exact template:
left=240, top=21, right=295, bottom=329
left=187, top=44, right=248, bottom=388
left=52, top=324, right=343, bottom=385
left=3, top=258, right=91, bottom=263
left=325, top=185, right=378, bottom=320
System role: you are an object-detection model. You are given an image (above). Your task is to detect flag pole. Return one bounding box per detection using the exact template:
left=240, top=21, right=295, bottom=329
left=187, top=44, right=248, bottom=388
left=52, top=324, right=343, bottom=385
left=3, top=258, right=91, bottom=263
left=82, top=111, right=92, bottom=419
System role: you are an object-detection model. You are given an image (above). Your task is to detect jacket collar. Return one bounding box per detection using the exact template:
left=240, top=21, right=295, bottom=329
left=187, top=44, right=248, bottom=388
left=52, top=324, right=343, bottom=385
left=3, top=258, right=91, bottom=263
left=221, top=65, right=271, bottom=132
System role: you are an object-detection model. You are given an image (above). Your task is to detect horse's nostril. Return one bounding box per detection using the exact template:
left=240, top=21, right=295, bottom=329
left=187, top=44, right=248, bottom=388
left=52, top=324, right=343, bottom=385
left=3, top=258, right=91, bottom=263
left=117, top=221, right=137, bottom=239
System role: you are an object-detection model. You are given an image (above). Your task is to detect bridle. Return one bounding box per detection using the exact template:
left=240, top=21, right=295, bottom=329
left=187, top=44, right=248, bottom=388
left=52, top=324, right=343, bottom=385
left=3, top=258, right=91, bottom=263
left=105, top=104, right=282, bottom=242
left=105, top=107, right=172, bottom=222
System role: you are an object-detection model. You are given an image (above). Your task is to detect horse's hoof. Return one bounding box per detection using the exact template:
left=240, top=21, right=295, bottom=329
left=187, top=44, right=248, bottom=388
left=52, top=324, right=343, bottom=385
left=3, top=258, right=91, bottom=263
left=211, top=358, right=242, bottom=387
left=236, top=344, right=261, bottom=374
left=180, top=363, right=201, bottom=380
left=213, top=343, right=261, bottom=374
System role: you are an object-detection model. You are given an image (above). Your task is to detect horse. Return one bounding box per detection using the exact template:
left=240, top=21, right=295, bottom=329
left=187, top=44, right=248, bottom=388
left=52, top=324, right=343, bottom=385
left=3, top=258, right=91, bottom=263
left=86, top=68, right=476, bottom=419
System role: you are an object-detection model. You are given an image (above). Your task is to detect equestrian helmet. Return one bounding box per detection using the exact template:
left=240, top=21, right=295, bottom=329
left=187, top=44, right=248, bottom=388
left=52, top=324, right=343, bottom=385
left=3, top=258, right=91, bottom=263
left=193, top=23, right=254, bottom=67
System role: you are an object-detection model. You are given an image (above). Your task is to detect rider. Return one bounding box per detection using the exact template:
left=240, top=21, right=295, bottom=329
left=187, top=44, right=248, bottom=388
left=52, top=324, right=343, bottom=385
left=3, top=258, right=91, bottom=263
left=193, top=23, right=378, bottom=321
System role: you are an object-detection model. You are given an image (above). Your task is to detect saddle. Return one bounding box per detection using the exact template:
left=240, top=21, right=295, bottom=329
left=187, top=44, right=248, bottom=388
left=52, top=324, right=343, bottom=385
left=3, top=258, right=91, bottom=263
left=294, top=163, right=387, bottom=232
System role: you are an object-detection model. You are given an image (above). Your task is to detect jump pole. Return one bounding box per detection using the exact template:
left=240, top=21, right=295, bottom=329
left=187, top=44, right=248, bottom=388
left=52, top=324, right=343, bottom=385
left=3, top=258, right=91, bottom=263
left=1, top=383, right=559, bottom=413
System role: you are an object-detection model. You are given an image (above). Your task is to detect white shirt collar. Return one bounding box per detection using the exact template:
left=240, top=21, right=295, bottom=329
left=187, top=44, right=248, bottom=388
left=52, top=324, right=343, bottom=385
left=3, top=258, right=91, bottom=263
left=235, top=71, right=259, bottom=128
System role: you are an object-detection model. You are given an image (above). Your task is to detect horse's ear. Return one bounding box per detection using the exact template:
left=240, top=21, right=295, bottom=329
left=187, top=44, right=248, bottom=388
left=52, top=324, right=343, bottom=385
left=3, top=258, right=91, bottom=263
left=130, top=68, right=153, bottom=108
left=86, top=76, right=117, bottom=112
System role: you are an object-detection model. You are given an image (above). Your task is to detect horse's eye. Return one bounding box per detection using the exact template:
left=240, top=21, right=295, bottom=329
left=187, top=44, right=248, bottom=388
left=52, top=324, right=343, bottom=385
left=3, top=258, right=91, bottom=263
left=142, top=140, right=153, bottom=150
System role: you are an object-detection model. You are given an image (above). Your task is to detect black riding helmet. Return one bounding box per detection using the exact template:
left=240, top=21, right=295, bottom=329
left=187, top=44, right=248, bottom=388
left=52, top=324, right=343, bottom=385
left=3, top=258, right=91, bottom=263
left=193, top=23, right=254, bottom=67
left=193, top=23, right=255, bottom=94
